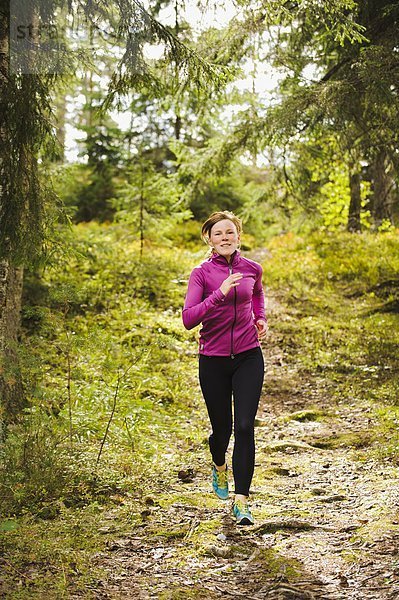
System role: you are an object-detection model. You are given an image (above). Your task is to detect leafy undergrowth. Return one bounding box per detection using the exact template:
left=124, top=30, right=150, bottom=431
left=1, top=227, right=399, bottom=599
left=264, top=229, right=399, bottom=462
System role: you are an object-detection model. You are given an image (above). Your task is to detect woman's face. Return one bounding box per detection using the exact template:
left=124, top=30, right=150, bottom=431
left=209, top=219, right=240, bottom=260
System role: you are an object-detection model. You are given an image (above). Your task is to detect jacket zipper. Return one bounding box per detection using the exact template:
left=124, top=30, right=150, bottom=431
left=229, top=263, right=236, bottom=359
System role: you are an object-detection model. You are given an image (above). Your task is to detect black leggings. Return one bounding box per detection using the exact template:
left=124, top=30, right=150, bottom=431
left=199, top=347, right=264, bottom=496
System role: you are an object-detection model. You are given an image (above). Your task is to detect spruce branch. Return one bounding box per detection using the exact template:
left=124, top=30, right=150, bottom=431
left=100, top=0, right=233, bottom=112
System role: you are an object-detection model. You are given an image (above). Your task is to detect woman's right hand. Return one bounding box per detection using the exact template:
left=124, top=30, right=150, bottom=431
left=220, top=272, right=243, bottom=296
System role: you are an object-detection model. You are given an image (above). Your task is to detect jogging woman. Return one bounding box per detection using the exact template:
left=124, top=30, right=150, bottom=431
left=182, top=211, right=268, bottom=525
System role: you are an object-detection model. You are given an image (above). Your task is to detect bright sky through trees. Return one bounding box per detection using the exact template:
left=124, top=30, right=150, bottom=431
left=64, top=1, right=283, bottom=162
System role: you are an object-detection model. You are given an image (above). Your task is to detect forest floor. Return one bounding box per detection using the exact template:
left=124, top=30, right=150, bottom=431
left=86, top=251, right=399, bottom=600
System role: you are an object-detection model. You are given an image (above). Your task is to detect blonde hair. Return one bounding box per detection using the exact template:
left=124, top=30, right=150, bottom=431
left=201, top=211, right=242, bottom=247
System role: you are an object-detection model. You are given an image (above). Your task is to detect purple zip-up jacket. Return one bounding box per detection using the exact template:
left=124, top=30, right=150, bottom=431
left=182, top=250, right=266, bottom=357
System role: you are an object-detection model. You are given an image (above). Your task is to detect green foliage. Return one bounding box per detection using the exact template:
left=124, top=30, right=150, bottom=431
left=318, top=167, right=370, bottom=231
left=1, top=222, right=200, bottom=518
left=0, top=72, right=58, bottom=264
left=1, top=0, right=234, bottom=264
left=279, top=131, right=372, bottom=232
left=0, top=505, right=109, bottom=597
left=113, top=159, right=190, bottom=246
left=102, top=0, right=233, bottom=113
left=173, top=139, right=283, bottom=242
left=73, top=119, right=127, bottom=223
left=197, top=0, right=399, bottom=230
left=264, top=229, right=399, bottom=459
left=266, top=229, right=399, bottom=292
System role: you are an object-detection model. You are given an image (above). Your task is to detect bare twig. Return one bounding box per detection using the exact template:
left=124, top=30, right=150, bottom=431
left=96, top=358, right=142, bottom=467
left=66, top=333, right=73, bottom=447
left=184, top=518, right=200, bottom=540
left=96, top=369, right=123, bottom=467
left=1, top=557, right=34, bottom=581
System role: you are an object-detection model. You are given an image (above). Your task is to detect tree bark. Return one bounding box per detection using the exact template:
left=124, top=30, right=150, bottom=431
left=174, top=113, right=181, bottom=141
left=0, top=263, right=25, bottom=420
left=347, top=165, right=362, bottom=232
left=370, top=149, right=394, bottom=229
left=0, top=1, right=25, bottom=423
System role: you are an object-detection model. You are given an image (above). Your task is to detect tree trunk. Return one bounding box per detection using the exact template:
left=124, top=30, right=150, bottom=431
left=370, top=149, right=394, bottom=229
left=0, top=263, right=25, bottom=420
left=174, top=113, right=181, bottom=140
left=0, top=1, right=25, bottom=423
left=174, top=0, right=181, bottom=141
left=347, top=165, right=362, bottom=232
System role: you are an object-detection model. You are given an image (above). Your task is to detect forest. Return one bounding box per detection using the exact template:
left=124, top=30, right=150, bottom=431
left=1, top=0, right=399, bottom=598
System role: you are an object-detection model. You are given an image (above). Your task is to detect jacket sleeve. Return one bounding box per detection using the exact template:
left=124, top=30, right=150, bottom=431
left=252, top=265, right=266, bottom=322
left=182, top=267, right=225, bottom=330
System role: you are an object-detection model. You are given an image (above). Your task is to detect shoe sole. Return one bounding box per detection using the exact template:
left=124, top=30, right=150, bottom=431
left=236, top=516, right=254, bottom=525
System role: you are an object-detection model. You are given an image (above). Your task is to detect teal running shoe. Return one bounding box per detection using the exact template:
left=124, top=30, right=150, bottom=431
left=233, top=500, right=254, bottom=525
left=212, top=465, right=229, bottom=500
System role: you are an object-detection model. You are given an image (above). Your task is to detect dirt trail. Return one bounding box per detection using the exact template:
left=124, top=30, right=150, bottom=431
left=90, top=263, right=399, bottom=600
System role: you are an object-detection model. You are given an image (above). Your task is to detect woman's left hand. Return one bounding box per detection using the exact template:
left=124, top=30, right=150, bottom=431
left=256, top=319, right=268, bottom=340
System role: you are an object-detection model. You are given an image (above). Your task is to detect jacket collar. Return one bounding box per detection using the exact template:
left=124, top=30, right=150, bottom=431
left=210, top=249, right=241, bottom=267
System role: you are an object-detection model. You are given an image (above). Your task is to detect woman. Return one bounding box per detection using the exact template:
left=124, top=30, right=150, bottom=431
left=182, top=211, right=268, bottom=525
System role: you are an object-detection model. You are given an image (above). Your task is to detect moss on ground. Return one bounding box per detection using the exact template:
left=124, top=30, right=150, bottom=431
left=304, top=430, right=376, bottom=449
left=284, top=408, right=328, bottom=422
